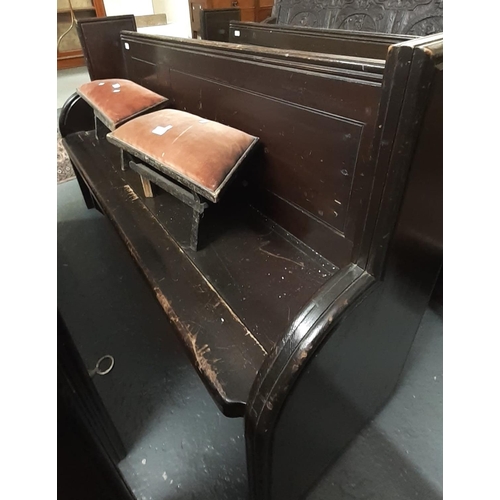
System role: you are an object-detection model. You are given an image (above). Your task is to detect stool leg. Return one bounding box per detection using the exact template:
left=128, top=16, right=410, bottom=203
left=94, top=115, right=108, bottom=141
left=140, top=175, right=154, bottom=198
left=190, top=210, right=201, bottom=251
left=121, top=150, right=130, bottom=172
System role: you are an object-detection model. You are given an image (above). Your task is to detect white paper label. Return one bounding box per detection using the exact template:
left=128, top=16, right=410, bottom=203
left=234, top=30, right=240, bottom=37
left=124, top=42, right=130, bottom=50
left=152, top=125, right=173, bottom=136
left=112, top=83, right=121, bottom=89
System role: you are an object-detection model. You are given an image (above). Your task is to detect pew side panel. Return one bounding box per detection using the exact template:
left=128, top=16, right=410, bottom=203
left=120, top=32, right=385, bottom=268
left=244, top=34, right=443, bottom=500
left=229, top=21, right=414, bottom=59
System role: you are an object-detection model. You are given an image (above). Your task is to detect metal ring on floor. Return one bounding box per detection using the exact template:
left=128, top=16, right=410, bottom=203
left=94, top=354, right=115, bottom=376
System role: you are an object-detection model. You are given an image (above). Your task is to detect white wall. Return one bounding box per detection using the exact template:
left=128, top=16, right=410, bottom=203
left=103, top=0, right=153, bottom=17
left=102, top=0, right=191, bottom=38
left=152, top=0, right=191, bottom=37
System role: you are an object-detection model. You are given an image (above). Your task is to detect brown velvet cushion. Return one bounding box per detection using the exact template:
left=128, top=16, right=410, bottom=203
left=77, top=79, right=168, bottom=130
left=107, top=109, right=258, bottom=202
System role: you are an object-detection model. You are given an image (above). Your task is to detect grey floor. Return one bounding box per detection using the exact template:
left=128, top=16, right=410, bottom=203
left=58, top=179, right=443, bottom=500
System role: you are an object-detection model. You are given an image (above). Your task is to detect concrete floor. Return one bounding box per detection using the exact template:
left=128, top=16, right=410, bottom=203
left=57, top=178, right=442, bottom=500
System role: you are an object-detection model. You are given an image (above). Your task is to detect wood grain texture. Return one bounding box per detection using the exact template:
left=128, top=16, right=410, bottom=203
left=76, top=15, right=137, bottom=81
left=60, top=29, right=442, bottom=500
left=120, top=31, right=385, bottom=267
left=244, top=33, right=443, bottom=500
left=62, top=124, right=337, bottom=416
left=229, top=20, right=413, bottom=58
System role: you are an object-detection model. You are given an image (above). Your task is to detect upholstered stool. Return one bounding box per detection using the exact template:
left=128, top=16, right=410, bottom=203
left=76, top=79, right=169, bottom=140
left=107, top=109, right=258, bottom=250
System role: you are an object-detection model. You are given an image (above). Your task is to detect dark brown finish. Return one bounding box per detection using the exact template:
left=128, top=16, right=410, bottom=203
left=269, top=0, right=443, bottom=35
left=60, top=29, right=442, bottom=499
left=190, top=0, right=272, bottom=35
left=200, top=7, right=241, bottom=41
left=120, top=32, right=385, bottom=266
left=229, top=21, right=413, bottom=58
left=128, top=159, right=209, bottom=250
left=58, top=53, right=86, bottom=70
left=77, top=79, right=169, bottom=130
left=76, top=14, right=137, bottom=80
left=58, top=311, right=134, bottom=500
left=60, top=109, right=337, bottom=415
left=245, top=34, right=443, bottom=500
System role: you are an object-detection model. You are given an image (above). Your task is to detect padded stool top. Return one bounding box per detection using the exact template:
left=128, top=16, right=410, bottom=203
left=106, top=109, right=258, bottom=202
left=77, top=79, right=168, bottom=130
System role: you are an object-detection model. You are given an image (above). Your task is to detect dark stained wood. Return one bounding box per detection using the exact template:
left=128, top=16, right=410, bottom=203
left=58, top=312, right=133, bottom=500
left=200, top=8, right=241, bottom=41
left=76, top=15, right=137, bottom=80
left=60, top=28, right=443, bottom=500
left=57, top=53, right=86, bottom=70
left=229, top=21, right=413, bottom=59
left=120, top=31, right=385, bottom=267
left=245, top=34, right=443, bottom=500
left=62, top=128, right=336, bottom=416
left=270, top=0, right=443, bottom=35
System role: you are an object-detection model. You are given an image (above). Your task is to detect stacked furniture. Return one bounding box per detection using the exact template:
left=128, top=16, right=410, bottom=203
left=60, top=22, right=443, bottom=500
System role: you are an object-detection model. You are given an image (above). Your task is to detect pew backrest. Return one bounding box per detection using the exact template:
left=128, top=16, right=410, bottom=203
left=229, top=21, right=413, bottom=59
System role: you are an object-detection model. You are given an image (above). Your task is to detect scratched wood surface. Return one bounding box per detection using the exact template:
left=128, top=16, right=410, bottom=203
left=64, top=131, right=337, bottom=416
left=229, top=21, right=413, bottom=59
left=121, top=32, right=385, bottom=268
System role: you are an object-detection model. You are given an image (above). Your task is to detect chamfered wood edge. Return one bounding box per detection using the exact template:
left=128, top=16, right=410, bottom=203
left=120, top=30, right=386, bottom=79
left=229, top=20, right=416, bottom=44
left=62, top=145, right=262, bottom=418
left=59, top=92, right=95, bottom=137
left=244, top=263, right=376, bottom=498
left=366, top=34, right=443, bottom=278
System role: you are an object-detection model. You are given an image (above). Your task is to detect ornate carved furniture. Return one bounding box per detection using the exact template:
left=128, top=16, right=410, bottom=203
left=60, top=27, right=443, bottom=500
left=266, top=0, right=443, bottom=35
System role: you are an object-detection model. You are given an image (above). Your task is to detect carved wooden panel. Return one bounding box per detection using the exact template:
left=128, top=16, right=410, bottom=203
left=271, top=0, right=443, bottom=35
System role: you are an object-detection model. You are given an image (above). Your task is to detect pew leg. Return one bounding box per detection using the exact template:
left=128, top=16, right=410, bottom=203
left=140, top=175, right=154, bottom=198
left=73, top=162, right=97, bottom=211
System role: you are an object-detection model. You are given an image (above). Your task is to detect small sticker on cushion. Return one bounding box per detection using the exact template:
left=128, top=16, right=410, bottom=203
left=152, top=125, right=173, bottom=136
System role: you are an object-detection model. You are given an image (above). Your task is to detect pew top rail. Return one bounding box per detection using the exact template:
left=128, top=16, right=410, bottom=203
left=228, top=21, right=415, bottom=59
left=60, top=30, right=443, bottom=418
